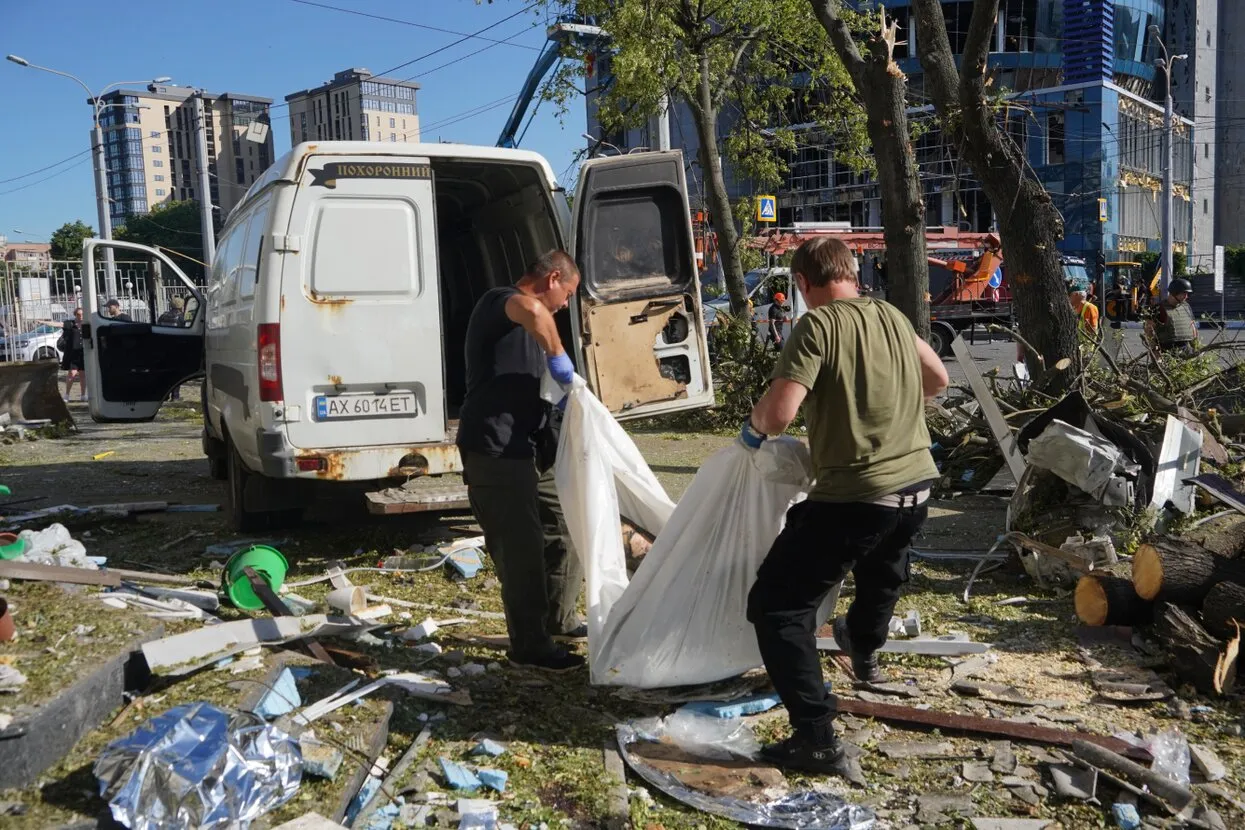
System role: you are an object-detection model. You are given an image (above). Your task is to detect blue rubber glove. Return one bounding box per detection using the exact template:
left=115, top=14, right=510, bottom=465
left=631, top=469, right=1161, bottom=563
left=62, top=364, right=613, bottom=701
left=739, top=419, right=766, bottom=450
left=556, top=395, right=568, bottom=411
left=547, top=352, right=575, bottom=385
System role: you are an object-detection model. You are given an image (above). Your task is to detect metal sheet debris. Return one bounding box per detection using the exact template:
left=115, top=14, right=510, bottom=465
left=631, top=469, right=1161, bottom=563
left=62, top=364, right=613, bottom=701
left=94, top=702, right=301, bottom=830
left=616, top=719, right=874, bottom=829
left=1150, top=415, right=1202, bottom=513
left=950, top=335, right=1027, bottom=481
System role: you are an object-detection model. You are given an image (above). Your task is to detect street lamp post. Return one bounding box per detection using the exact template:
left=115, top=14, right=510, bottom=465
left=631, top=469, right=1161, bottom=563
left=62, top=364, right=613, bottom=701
left=1149, top=26, right=1188, bottom=298
left=5, top=55, right=169, bottom=299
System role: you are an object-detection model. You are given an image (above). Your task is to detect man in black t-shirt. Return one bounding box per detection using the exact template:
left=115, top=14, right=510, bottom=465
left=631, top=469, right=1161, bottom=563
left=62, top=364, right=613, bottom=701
left=456, top=250, right=585, bottom=673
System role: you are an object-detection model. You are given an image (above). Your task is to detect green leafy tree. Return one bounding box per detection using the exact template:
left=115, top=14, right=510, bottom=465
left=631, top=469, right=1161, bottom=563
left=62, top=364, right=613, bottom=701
left=537, top=0, right=861, bottom=316
left=49, top=220, right=95, bottom=261
left=115, top=201, right=207, bottom=282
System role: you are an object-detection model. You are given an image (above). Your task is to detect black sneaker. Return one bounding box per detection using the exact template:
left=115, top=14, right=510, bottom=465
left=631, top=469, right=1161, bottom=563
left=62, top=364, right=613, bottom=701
left=508, top=646, right=586, bottom=674
left=551, top=623, right=588, bottom=643
left=833, top=616, right=882, bottom=684
left=759, top=732, right=846, bottom=775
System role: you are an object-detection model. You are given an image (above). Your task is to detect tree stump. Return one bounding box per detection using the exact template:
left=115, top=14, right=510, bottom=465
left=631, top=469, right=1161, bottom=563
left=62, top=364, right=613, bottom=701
left=1132, top=537, right=1245, bottom=604
left=1202, top=581, right=1245, bottom=640
left=1153, top=603, right=1238, bottom=696
left=1075, top=574, right=1153, bottom=627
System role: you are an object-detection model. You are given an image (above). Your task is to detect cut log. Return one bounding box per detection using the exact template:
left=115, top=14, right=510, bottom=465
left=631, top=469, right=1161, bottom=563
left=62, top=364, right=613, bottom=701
left=1153, top=603, right=1238, bottom=696
left=1075, top=574, right=1154, bottom=627
left=1202, top=581, right=1245, bottom=640
left=1132, top=537, right=1245, bottom=603
left=1186, top=515, right=1245, bottom=559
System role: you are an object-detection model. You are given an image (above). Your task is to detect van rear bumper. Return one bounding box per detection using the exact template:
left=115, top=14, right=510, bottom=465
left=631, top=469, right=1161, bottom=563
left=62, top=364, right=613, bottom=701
left=254, top=427, right=463, bottom=481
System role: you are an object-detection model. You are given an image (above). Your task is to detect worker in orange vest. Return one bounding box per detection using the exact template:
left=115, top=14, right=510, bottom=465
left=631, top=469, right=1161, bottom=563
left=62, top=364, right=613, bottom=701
left=1069, top=287, right=1099, bottom=337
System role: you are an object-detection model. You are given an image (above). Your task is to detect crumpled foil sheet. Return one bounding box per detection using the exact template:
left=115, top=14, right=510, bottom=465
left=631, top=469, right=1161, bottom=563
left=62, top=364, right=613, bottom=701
left=617, top=720, right=874, bottom=830
left=94, top=701, right=302, bottom=829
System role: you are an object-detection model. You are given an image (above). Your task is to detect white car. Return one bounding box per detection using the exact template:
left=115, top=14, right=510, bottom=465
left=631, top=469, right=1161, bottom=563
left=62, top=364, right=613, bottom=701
left=703, top=267, right=799, bottom=343
left=0, top=323, right=64, bottom=363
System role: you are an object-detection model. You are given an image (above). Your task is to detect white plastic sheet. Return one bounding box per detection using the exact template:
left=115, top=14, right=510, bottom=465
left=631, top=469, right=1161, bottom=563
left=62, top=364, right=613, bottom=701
left=555, top=377, right=813, bottom=688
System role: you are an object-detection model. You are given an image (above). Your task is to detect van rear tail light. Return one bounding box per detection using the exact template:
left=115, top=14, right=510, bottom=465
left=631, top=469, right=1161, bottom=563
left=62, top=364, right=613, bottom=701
left=257, top=323, right=282, bottom=402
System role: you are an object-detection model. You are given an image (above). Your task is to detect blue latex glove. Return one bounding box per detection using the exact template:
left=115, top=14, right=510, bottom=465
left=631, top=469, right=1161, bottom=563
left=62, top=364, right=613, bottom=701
left=555, top=395, right=568, bottom=411
left=547, top=352, right=575, bottom=385
left=738, top=419, right=766, bottom=450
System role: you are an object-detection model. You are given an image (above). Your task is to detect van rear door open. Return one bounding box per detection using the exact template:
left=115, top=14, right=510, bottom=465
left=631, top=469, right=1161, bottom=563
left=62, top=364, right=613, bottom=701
left=571, top=151, right=713, bottom=417
left=279, top=155, right=446, bottom=450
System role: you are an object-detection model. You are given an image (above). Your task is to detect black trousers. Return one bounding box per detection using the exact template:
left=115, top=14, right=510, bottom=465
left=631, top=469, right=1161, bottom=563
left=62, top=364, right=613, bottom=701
left=463, top=451, right=583, bottom=661
left=747, top=499, right=927, bottom=742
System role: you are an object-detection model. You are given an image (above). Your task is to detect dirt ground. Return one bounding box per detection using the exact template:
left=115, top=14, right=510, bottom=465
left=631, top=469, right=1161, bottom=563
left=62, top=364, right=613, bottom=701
left=1, top=393, right=1242, bottom=829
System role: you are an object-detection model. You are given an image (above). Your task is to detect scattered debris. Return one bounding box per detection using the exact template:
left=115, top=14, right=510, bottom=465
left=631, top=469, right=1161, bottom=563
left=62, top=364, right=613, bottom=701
left=878, top=740, right=957, bottom=759
left=94, top=702, right=301, bottom=830
left=0, top=665, right=28, bottom=693
left=1189, top=743, right=1227, bottom=782
left=917, top=792, right=975, bottom=824
left=252, top=667, right=302, bottom=719
left=439, top=758, right=483, bottom=792
left=141, top=615, right=372, bottom=676
left=1071, top=739, right=1193, bottom=813
left=471, top=739, right=506, bottom=758
left=274, top=813, right=349, bottom=830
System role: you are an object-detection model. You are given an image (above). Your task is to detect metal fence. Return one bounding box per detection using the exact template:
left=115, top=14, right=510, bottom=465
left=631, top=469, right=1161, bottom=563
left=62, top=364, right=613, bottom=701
left=1, top=259, right=201, bottom=344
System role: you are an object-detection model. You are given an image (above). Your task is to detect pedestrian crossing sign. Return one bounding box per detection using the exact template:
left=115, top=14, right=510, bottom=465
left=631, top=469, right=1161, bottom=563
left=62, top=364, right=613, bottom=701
left=756, top=195, right=777, bottom=223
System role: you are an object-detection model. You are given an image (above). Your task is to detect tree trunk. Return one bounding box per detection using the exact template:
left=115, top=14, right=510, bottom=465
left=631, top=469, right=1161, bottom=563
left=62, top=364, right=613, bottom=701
left=1202, top=581, right=1245, bottom=640
left=810, top=2, right=930, bottom=339
left=690, top=53, right=748, bottom=317
left=1133, top=538, right=1245, bottom=604
left=1075, top=574, right=1153, bottom=627
left=911, top=0, right=1077, bottom=379
left=1186, top=514, right=1245, bottom=559
left=1153, top=602, right=1238, bottom=696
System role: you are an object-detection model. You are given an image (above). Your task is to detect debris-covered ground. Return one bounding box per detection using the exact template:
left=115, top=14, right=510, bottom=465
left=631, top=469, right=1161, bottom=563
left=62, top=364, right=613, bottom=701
left=1, top=340, right=1244, bottom=829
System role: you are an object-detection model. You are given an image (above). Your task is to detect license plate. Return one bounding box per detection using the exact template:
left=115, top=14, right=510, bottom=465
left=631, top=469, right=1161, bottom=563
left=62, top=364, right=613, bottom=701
left=315, top=392, right=417, bottom=420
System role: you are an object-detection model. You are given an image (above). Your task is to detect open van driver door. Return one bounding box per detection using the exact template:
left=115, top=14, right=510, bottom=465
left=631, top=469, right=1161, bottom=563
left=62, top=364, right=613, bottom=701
left=82, top=239, right=205, bottom=422
left=570, top=151, right=713, bottom=417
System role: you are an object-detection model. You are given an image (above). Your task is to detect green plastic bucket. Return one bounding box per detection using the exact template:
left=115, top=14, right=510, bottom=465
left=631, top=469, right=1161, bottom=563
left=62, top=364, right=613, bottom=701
left=221, top=545, right=289, bottom=610
left=0, top=533, right=26, bottom=561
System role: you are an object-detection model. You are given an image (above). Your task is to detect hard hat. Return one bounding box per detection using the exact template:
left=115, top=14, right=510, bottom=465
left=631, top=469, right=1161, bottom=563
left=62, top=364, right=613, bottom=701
left=773, top=292, right=786, bottom=304
left=1169, top=278, right=1193, bottom=295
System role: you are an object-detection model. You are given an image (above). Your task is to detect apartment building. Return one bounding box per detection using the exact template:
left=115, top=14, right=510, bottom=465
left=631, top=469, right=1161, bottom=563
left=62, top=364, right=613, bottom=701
left=285, top=68, right=421, bottom=146
left=95, top=84, right=275, bottom=229
left=0, top=242, right=52, bottom=268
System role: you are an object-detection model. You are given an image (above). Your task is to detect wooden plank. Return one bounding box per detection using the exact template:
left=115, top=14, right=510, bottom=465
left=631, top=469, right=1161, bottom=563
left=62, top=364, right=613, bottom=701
left=365, top=484, right=470, bottom=516
left=950, top=335, right=1027, bottom=481
left=602, top=739, right=630, bottom=828
left=833, top=698, right=1151, bottom=762
left=0, top=561, right=121, bottom=587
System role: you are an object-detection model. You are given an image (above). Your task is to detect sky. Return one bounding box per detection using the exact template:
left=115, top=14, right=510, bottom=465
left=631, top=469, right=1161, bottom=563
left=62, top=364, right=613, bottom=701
left=0, top=0, right=586, bottom=244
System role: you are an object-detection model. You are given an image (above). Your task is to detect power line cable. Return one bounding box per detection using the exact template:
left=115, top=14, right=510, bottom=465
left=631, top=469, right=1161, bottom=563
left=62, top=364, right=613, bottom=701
left=0, top=158, right=92, bottom=197
left=0, top=148, right=94, bottom=185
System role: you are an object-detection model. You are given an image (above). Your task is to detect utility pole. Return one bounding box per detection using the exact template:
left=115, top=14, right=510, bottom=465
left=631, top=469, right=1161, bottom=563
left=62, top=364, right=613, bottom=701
left=192, top=93, right=217, bottom=268
left=1151, top=25, right=1187, bottom=298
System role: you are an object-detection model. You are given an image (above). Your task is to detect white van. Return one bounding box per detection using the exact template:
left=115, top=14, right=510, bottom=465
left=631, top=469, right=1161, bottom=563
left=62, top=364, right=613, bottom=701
left=81, top=143, right=713, bottom=529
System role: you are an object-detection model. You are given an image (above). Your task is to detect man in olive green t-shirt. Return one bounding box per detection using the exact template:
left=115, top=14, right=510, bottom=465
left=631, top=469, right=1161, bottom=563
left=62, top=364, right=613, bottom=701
left=740, top=237, right=948, bottom=776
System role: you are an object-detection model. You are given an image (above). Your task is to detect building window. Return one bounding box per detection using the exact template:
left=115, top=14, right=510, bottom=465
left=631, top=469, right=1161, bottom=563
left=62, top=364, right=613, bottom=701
left=153, top=159, right=164, bottom=167
left=1046, top=113, right=1065, bottom=165
left=389, top=117, right=396, bottom=128
left=155, top=189, right=166, bottom=196
left=151, top=145, right=161, bottom=152
left=390, top=133, right=396, bottom=142
left=1204, top=200, right=1209, bottom=214
left=150, top=130, right=161, bottom=138
left=154, top=175, right=164, bottom=181
left=1205, top=143, right=1210, bottom=159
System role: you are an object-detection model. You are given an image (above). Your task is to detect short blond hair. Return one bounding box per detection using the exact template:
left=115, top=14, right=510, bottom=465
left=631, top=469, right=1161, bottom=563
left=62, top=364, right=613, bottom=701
left=791, top=237, right=858, bottom=287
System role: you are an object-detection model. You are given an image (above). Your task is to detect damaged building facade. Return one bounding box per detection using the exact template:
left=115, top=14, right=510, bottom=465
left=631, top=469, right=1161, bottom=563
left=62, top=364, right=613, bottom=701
left=586, top=1, right=1233, bottom=271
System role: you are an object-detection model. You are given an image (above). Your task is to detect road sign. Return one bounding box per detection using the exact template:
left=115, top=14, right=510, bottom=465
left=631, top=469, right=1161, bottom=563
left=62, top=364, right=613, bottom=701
left=1215, top=244, right=1225, bottom=293
left=1098, top=198, right=1108, bottom=223
left=756, top=195, right=777, bottom=223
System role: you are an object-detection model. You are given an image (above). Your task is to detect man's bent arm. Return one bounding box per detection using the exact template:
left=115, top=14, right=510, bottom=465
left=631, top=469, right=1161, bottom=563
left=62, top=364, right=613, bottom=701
left=505, top=294, right=565, bottom=355
left=750, top=378, right=808, bottom=435
left=915, top=335, right=949, bottom=399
